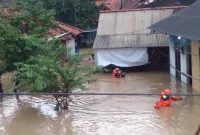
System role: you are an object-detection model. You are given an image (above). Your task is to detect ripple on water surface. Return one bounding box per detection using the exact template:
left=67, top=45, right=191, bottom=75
left=0, top=72, right=200, bottom=135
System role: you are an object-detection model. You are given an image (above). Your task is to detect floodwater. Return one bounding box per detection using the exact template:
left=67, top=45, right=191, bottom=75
left=0, top=71, right=200, bottom=135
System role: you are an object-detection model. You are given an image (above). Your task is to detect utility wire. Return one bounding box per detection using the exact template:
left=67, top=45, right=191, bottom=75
left=0, top=93, right=199, bottom=96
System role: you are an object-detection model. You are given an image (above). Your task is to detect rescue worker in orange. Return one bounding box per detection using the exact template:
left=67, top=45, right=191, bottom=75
left=155, top=89, right=183, bottom=109
left=112, top=68, right=122, bottom=78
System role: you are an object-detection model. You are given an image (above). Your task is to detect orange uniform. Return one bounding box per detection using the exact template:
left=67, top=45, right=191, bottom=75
left=112, top=68, right=122, bottom=78
left=154, top=89, right=182, bottom=109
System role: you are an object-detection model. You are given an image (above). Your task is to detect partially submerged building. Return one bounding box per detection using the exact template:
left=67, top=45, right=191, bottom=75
left=48, top=21, right=83, bottom=54
left=149, top=1, right=200, bottom=91
left=93, top=6, right=185, bottom=69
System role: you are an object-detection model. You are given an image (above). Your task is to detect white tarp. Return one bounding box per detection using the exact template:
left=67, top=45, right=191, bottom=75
left=95, top=48, right=148, bottom=67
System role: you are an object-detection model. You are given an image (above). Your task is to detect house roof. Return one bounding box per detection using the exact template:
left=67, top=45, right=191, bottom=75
left=139, top=0, right=195, bottom=8
left=94, top=6, right=185, bottom=49
left=149, top=1, right=200, bottom=40
left=100, top=6, right=186, bottom=13
left=96, top=0, right=143, bottom=10
left=93, top=34, right=169, bottom=49
left=0, top=8, right=82, bottom=40
left=48, top=21, right=83, bottom=40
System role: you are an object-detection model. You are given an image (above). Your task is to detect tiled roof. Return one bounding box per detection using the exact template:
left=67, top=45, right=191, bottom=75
left=96, top=0, right=143, bottom=10
left=0, top=8, right=83, bottom=40
left=100, top=6, right=186, bottom=13
left=48, top=21, right=83, bottom=40
left=55, top=21, right=83, bottom=36
left=96, top=0, right=120, bottom=9
left=123, top=0, right=142, bottom=8
left=96, top=0, right=153, bottom=10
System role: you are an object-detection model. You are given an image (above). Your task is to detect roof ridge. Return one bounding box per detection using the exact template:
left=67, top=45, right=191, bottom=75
left=55, top=21, right=83, bottom=32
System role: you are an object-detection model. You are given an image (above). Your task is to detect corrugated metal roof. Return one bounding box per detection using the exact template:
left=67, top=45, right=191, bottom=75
left=149, top=1, right=200, bottom=40
left=94, top=7, right=183, bottom=49
left=93, top=34, right=169, bottom=49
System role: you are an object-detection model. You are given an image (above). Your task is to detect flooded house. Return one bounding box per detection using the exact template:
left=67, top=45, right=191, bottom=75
left=48, top=21, right=83, bottom=54
left=79, top=28, right=97, bottom=48
left=93, top=6, right=185, bottom=70
left=149, top=1, right=200, bottom=91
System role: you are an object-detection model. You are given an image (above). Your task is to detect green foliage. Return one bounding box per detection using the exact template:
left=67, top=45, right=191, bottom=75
left=10, top=0, right=56, bottom=36
left=11, top=42, right=103, bottom=93
left=0, top=0, right=103, bottom=97
left=40, top=0, right=99, bottom=29
left=0, top=0, right=55, bottom=74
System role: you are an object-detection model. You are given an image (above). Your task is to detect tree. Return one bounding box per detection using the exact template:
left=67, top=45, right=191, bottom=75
left=40, top=0, right=99, bottom=29
left=0, top=0, right=104, bottom=109
left=7, top=0, right=56, bottom=36
left=11, top=39, right=103, bottom=109
left=0, top=0, right=56, bottom=92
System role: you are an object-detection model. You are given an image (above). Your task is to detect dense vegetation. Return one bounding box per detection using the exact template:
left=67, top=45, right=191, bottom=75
left=0, top=0, right=103, bottom=109
left=3, top=0, right=100, bottom=29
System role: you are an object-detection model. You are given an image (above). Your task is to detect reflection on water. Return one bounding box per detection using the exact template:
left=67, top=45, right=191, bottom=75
left=0, top=71, right=200, bottom=135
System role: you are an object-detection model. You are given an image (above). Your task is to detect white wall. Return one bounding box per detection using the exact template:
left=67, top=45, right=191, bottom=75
left=169, top=36, right=176, bottom=77
left=181, top=52, right=189, bottom=84
left=66, top=39, right=75, bottom=55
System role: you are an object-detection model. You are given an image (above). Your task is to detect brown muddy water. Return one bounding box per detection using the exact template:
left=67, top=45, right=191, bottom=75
left=0, top=71, right=200, bottom=135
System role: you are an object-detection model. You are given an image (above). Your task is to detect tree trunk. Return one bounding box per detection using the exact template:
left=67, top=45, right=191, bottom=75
left=53, top=89, right=72, bottom=110
left=55, top=95, right=69, bottom=110
left=0, top=77, right=3, bottom=102
left=14, top=80, right=20, bottom=93
left=0, top=77, right=3, bottom=93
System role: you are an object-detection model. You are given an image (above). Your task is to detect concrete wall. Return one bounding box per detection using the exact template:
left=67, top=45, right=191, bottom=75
left=180, top=38, right=191, bottom=84
left=66, top=39, right=75, bottom=55
left=191, top=40, right=200, bottom=92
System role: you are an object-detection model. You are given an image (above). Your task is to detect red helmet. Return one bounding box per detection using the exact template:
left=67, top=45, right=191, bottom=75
left=164, top=89, right=171, bottom=95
